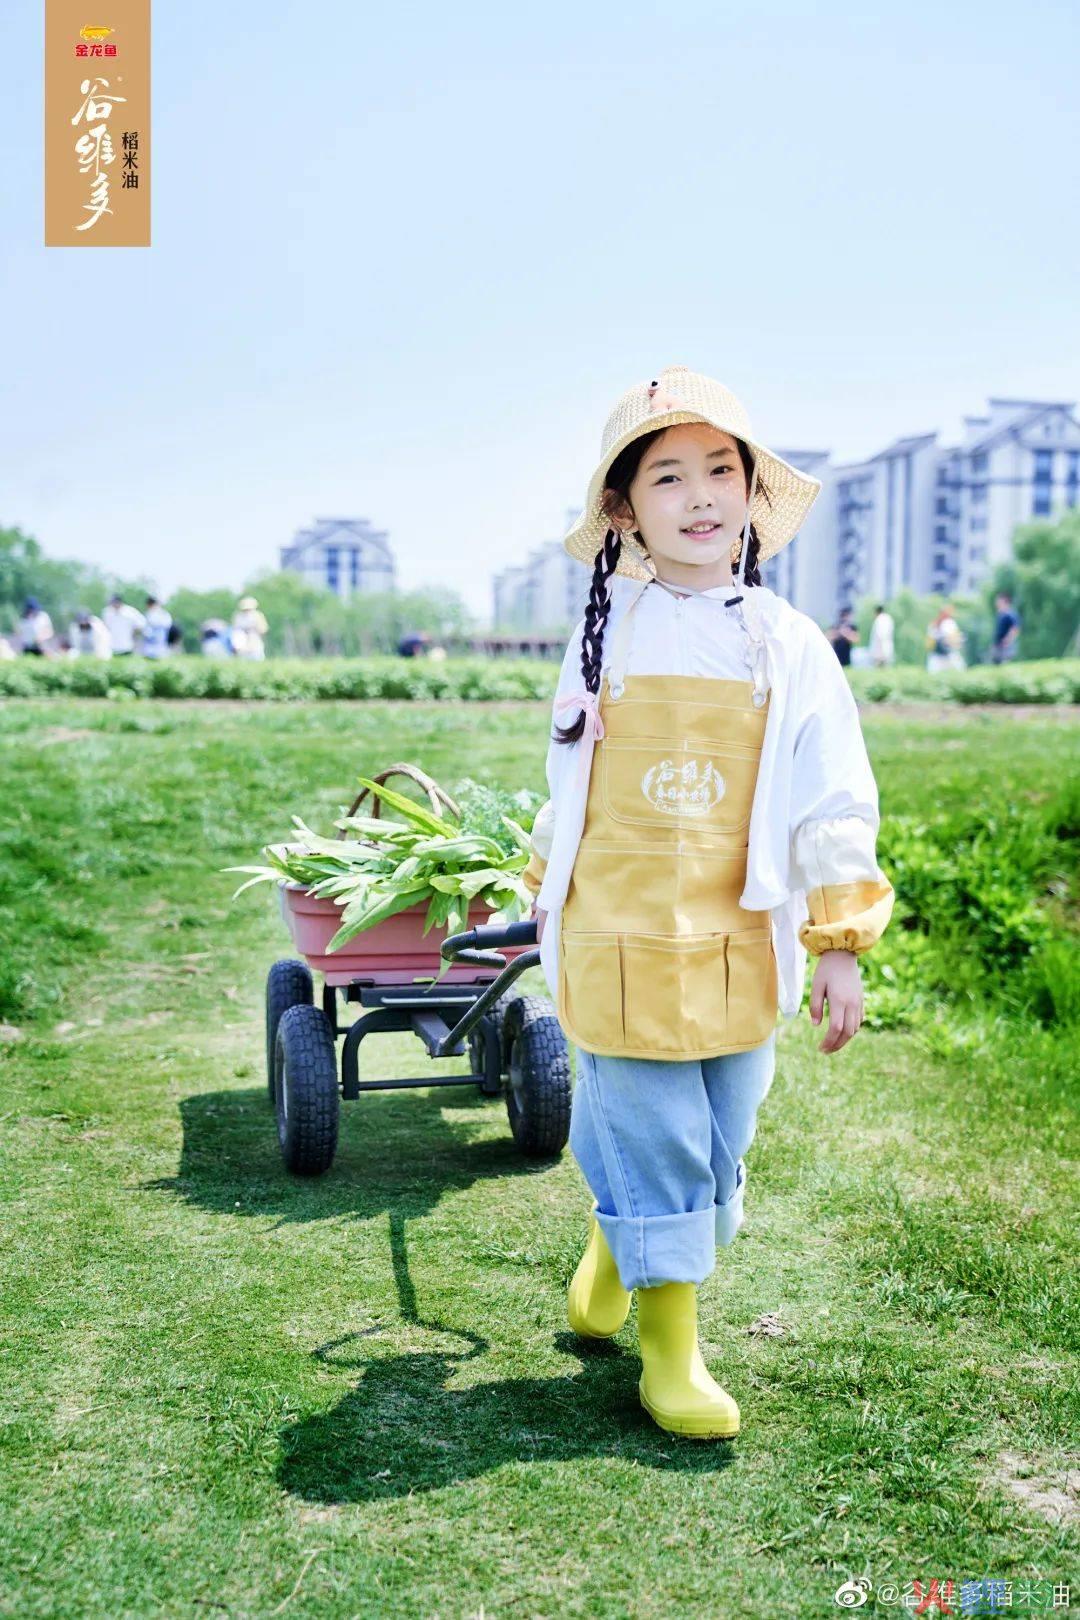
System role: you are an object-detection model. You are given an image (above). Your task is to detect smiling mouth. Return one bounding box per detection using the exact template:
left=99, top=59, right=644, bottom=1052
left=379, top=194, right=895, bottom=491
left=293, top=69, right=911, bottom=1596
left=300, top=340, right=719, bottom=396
left=681, top=525, right=720, bottom=536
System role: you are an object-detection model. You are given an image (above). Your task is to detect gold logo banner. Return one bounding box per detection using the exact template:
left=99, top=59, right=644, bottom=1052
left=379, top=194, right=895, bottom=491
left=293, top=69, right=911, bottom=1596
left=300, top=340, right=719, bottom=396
left=45, top=0, right=150, bottom=246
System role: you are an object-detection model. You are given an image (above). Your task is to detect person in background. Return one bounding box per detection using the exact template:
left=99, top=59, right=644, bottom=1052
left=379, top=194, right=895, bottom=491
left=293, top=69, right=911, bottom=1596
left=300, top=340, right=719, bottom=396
left=142, top=595, right=173, bottom=659
left=868, top=603, right=895, bottom=667
left=18, top=597, right=54, bottom=655
left=201, top=619, right=233, bottom=657
left=827, top=605, right=859, bottom=667
left=231, top=595, right=269, bottom=660
left=926, top=605, right=966, bottom=673
left=991, top=592, right=1022, bottom=663
left=166, top=620, right=185, bottom=655
left=69, top=608, right=112, bottom=658
left=397, top=630, right=431, bottom=658
left=105, top=593, right=147, bottom=657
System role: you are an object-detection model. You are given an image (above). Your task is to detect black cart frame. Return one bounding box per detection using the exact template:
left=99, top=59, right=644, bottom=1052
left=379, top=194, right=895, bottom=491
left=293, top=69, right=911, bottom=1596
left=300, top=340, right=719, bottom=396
left=265, top=917, right=572, bottom=1175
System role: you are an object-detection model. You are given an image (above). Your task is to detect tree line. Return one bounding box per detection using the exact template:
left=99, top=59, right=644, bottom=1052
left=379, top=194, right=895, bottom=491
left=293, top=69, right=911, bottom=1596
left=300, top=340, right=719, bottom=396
left=2, top=511, right=1077, bottom=662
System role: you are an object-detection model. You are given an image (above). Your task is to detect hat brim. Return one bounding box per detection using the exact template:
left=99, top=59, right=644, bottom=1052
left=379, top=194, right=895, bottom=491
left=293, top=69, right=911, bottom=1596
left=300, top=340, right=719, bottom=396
left=563, top=408, right=822, bottom=581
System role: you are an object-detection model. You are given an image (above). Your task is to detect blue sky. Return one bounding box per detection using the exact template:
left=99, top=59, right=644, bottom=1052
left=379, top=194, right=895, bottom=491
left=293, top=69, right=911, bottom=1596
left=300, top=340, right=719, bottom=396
left=6, top=0, right=1078, bottom=623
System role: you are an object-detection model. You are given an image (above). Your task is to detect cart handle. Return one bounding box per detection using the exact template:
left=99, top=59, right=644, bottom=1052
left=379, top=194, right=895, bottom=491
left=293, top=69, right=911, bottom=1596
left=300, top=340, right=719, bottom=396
left=342, top=763, right=462, bottom=835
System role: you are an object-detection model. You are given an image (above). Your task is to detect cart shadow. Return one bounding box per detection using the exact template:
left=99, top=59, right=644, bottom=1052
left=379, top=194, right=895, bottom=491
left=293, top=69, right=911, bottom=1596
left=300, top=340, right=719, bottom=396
left=148, top=1089, right=740, bottom=1487
left=145, top=1081, right=557, bottom=1226
left=279, top=1323, right=738, bottom=1502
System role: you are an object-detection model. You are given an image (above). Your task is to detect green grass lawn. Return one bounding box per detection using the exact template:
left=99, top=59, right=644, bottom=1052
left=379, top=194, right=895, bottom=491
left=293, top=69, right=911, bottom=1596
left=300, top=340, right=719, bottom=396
left=1, top=698, right=1077, bottom=1619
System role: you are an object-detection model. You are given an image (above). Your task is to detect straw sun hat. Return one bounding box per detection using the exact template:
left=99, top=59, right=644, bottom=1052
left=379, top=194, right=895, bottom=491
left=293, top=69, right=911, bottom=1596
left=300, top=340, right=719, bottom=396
left=562, top=364, right=822, bottom=584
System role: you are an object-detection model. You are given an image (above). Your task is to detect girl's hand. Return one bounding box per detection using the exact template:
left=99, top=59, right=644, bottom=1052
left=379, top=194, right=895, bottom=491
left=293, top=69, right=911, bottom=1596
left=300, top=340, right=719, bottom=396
left=808, top=949, right=863, bottom=1052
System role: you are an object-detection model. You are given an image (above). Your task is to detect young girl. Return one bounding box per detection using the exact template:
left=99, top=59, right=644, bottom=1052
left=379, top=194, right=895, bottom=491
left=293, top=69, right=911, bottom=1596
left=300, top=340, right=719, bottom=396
left=520, top=364, right=896, bottom=1441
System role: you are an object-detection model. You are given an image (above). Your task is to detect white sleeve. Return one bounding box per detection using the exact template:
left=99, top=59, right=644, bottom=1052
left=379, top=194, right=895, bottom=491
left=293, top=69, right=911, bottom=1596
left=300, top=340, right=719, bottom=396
left=788, top=620, right=895, bottom=954
left=788, top=619, right=883, bottom=884
left=544, top=614, right=588, bottom=804
left=529, top=799, right=557, bottom=861
left=526, top=616, right=588, bottom=905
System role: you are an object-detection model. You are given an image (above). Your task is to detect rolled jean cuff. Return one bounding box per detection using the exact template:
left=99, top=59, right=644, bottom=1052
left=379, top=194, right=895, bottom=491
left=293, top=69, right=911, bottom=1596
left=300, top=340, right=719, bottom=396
left=594, top=1205, right=717, bottom=1290
left=715, top=1158, right=748, bottom=1248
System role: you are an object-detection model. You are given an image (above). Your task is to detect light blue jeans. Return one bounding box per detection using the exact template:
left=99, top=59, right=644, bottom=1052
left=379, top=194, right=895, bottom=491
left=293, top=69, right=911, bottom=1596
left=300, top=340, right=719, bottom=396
left=568, top=1030, right=778, bottom=1291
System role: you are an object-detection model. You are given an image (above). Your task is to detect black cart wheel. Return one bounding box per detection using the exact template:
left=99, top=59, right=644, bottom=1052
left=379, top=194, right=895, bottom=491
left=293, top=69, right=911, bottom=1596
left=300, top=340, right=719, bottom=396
left=503, top=995, right=571, bottom=1157
left=274, top=1003, right=339, bottom=1175
left=468, top=988, right=518, bottom=1095
left=265, top=959, right=313, bottom=1103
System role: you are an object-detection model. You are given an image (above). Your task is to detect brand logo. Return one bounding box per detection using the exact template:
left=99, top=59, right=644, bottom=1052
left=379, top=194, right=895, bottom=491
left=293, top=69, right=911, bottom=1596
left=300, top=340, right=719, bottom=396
left=641, top=756, right=726, bottom=816
left=77, top=23, right=116, bottom=55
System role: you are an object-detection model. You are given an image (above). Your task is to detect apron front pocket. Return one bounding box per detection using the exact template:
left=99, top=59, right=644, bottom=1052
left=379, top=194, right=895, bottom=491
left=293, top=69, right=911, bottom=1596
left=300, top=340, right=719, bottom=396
left=723, top=928, right=778, bottom=1048
left=558, top=929, right=626, bottom=1053
left=619, top=928, right=777, bottom=1056
left=620, top=932, right=731, bottom=1054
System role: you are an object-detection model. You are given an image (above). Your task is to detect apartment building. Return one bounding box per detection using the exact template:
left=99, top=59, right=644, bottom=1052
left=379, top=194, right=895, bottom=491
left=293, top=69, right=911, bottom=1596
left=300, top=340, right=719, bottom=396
left=496, top=397, right=1080, bottom=630
left=280, top=517, right=395, bottom=599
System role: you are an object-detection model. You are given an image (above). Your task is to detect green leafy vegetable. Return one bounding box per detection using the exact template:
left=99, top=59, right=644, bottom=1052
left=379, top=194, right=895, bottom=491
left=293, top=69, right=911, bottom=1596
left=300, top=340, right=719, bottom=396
left=225, top=773, right=545, bottom=983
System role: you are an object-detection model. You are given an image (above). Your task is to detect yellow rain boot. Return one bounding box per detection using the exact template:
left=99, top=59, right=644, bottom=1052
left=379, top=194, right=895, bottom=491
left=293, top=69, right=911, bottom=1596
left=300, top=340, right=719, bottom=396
left=567, top=1201, right=633, bottom=1339
left=637, top=1280, right=740, bottom=1439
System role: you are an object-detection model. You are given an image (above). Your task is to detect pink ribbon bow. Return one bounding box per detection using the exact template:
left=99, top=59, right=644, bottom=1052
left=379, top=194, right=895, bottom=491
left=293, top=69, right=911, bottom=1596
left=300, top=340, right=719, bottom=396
left=554, top=688, right=605, bottom=788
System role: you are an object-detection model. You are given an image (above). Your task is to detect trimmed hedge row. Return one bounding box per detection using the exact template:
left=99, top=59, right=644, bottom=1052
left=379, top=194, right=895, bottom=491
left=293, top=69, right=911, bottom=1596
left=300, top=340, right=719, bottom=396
left=0, top=654, right=1076, bottom=704
left=851, top=659, right=1080, bottom=706
left=0, top=656, right=550, bottom=702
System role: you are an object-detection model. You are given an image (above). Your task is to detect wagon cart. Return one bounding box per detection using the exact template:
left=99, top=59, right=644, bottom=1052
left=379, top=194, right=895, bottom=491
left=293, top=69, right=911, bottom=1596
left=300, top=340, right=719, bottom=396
left=263, top=766, right=571, bottom=1176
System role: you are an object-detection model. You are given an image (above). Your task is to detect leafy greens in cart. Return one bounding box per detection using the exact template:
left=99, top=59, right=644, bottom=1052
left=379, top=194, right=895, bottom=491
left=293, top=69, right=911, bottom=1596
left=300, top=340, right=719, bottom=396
left=225, top=775, right=544, bottom=972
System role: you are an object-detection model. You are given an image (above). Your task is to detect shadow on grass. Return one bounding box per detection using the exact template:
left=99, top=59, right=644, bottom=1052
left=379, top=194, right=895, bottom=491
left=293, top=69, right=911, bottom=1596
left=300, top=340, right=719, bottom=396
left=279, top=1323, right=738, bottom=1502
left=146, top=1077, right=551, bottom=1228
left=147, top=1081, right=576, bottom=1361
left=147, top=1085, right=738, bottom=1489
left=276, top=1188, right=738, bottom=1501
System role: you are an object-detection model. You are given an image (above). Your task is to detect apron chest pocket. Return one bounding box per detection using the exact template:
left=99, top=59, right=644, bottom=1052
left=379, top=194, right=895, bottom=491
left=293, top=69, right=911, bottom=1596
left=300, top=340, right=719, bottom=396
left=601, top=739, right=760, bottom=835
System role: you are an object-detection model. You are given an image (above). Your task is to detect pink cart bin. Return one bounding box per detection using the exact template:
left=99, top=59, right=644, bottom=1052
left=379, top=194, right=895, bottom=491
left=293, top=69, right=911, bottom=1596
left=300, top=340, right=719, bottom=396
left=263, top=763, right=570, bottom=1179
left=280, top=884, right=531, bottom=987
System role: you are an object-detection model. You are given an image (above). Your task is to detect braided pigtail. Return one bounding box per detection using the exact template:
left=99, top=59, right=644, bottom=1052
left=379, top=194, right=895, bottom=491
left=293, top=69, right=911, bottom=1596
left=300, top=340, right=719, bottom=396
left=729, top=441, right=770, bottom=590
left=731, top=520, right=765, bottom=588
left=552, top=525, right=624, bottom=744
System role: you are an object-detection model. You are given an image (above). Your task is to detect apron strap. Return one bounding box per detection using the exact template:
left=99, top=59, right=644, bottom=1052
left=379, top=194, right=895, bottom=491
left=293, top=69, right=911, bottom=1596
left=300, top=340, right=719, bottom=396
left=604, top=578, right=651, bottom=697
left=603, top=563, right=770, bottom=707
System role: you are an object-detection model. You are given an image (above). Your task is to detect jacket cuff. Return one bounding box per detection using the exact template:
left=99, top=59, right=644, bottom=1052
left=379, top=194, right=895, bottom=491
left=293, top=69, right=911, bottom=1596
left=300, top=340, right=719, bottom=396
left=798, top=878, right=896, bottom=956
left=521, top=847, right=548, bottom=900
left=522, top=800, right=555, bottom=901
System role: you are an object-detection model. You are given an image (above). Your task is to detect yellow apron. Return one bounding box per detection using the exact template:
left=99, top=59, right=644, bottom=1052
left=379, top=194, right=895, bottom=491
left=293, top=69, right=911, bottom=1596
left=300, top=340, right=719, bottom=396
left=557, top=586, right=777, bottom=1061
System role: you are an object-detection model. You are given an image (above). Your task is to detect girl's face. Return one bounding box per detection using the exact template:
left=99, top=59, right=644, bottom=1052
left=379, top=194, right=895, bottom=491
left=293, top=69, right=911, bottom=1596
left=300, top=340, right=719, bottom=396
left=613, top=422, right=749, bottom=589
